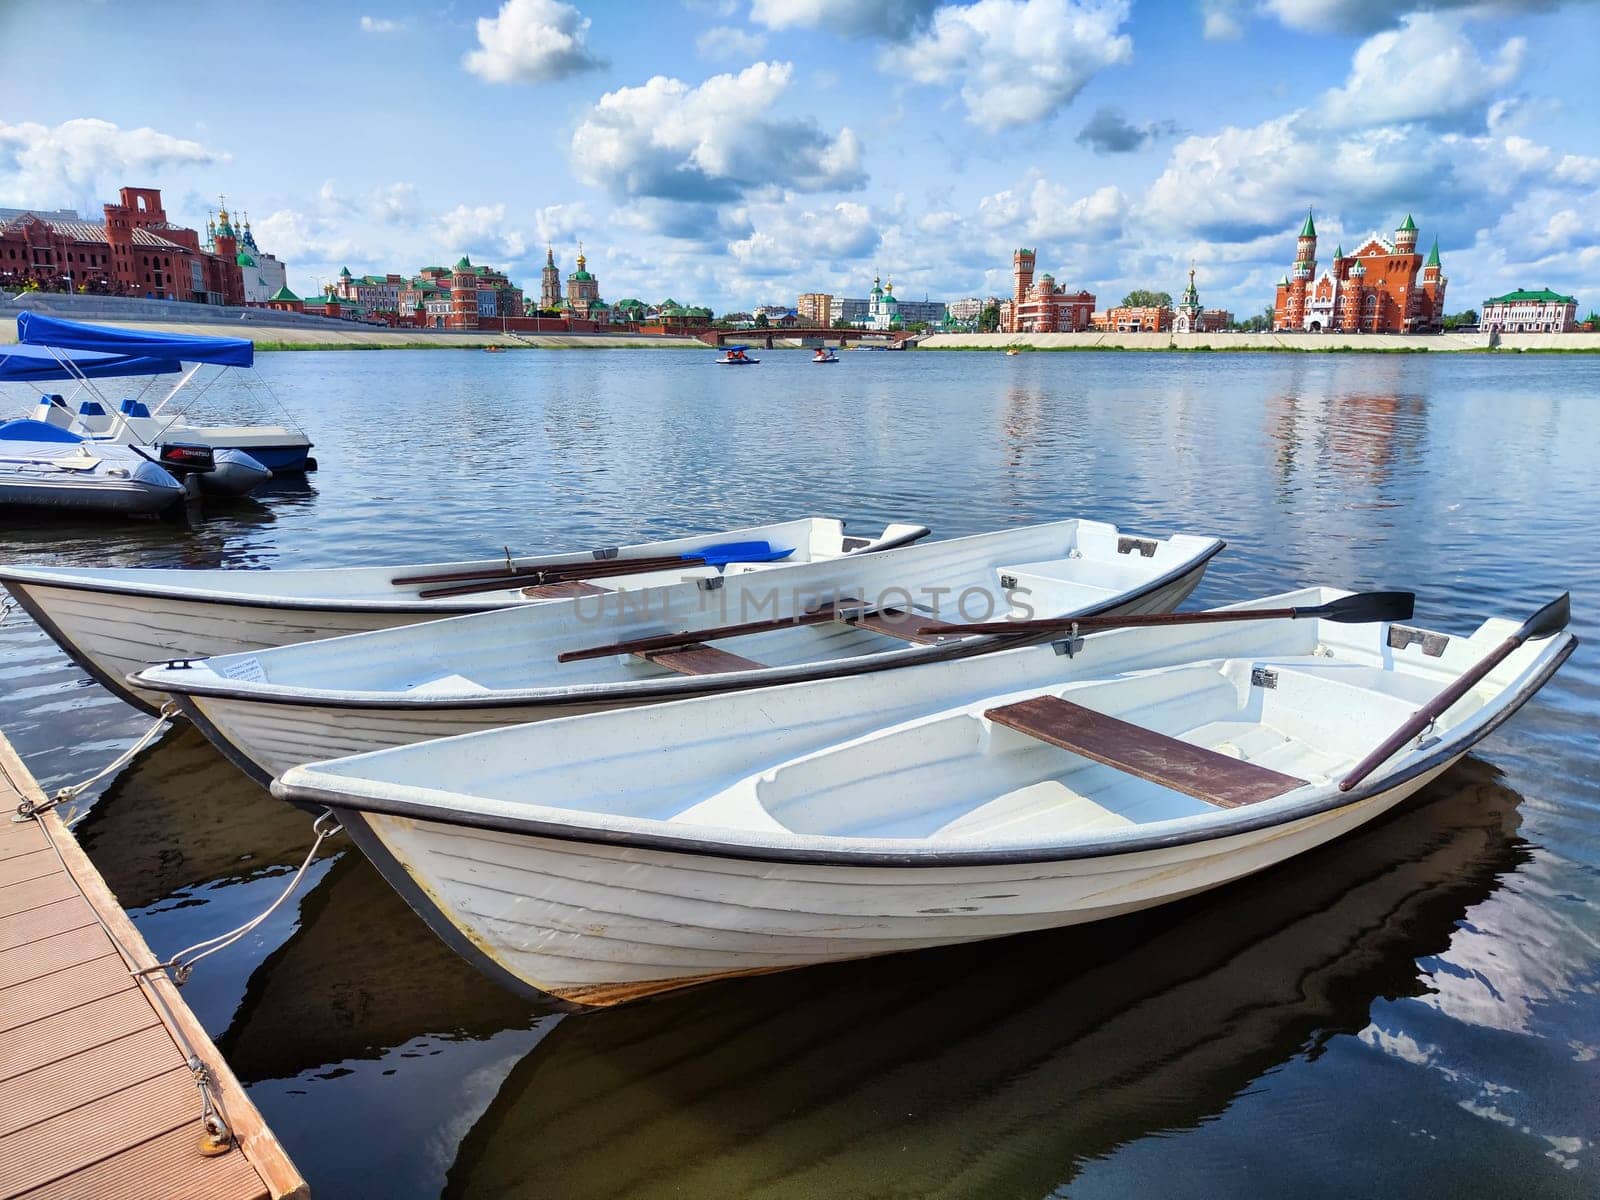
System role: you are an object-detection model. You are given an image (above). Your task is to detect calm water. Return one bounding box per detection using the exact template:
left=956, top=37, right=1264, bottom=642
left=2, top=348, right=1597, bottom=1198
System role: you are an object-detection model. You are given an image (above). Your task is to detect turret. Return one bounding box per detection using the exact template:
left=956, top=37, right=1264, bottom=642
left=1422, top=237, right=1442, bottom=283
left=1012, top=248, right=1035, bottom=311
left=1295, top=209, right=1317, bottom=270
left=1395, top=213, right=1418, bottom=254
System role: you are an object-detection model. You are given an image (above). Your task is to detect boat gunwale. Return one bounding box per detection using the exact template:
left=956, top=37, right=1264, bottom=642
left=277, top=632, right=1576, bottom=869
left=0, top=518, right=933, bottom=615
left=127, top=545, right=1225, bottom=710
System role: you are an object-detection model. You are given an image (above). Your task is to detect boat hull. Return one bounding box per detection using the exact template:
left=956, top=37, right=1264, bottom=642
left=166, top=561, right=1211, bottom=784
left=2, top=580, right=446, bottom=714
left=335, top=762, right=1452, bottom=1007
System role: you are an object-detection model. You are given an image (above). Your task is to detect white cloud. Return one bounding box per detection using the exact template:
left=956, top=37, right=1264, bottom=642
left=884, top=0, right=1133, bottom=131
left=0, top=117, right=225, bottom=211
left=727, top=201, right=881, bottom=273
left=695, top=25, right=767, bottom=60
left=533, top=202, right=593, bottom=244
left=1262, top=0, right=1580, bottom=35
left=569, top=61, right=865, bottom=235
left=359, top=15, right=407, bottom=33
left=1201, top=0, right=1245, bottom=39
left=436, top=203, right=529, bottom=260
left=461, top=0, right=605, bottom=85
left=1318, top=14, right=1525, bottom=130
left=979, top=177, right=1126, bottom=241
left=748, top=0, right=939, bottom=39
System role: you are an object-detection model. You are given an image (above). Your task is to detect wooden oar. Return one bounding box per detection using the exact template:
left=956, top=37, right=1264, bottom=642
left=1338, top=593, right=1570, bottom=793
left=416, top=555, right=703, bottom=600
left=558, top=600, right=872, bottom=663
left=919, top=590, right=1415, bottom=638
left=395, top=553, right=693, bottom=588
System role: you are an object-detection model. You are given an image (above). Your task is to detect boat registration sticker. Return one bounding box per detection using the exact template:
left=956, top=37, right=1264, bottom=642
left=219, top=656, right=266, bottom=683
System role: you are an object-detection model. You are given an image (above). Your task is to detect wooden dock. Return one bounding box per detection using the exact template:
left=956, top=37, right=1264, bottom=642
left=0, top=732, right=306, bottom=1200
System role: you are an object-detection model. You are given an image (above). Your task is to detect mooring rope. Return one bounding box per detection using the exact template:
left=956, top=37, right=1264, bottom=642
left=134, top=809, right=344, bottom=985
left=13, top=702, right=180, bottom=827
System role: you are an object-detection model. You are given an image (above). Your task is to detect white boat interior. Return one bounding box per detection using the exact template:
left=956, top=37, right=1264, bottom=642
left=140, top=520, right=1222, bottom=703
left=279, top=590, right=1574, bottom=859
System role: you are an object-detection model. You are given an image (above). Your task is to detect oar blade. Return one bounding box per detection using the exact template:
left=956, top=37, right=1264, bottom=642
left=1517, top=592, right=1571, bottom=642
left=1312, top=590, right=1415, bottom=624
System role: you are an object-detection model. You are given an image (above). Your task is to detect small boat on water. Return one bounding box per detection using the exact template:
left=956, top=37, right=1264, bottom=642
left=716, top=346, right=759, bottom=365
left=812, top=349, right=839, bottom=363
left=273, top=588, right=1575, bottom=1007
left=1005, top=348, right=1021, bottom=356
left=133, top=520, right=1223, bottom=782
left=9, top=313, right=314, bottom=475
left=0, top=416, right=184, bottom=516
left=0, top=517, right=930, bottom=714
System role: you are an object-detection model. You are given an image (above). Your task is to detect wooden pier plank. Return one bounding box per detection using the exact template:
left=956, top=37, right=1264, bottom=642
left=0, top=1026, right=177, bottom=1138
left=0, top=1066, right=198, bottom=1196
left=0, top=848, right=57, bottom=889
left=22, top=1122, right=269, bottom=1200
left=0, top=896, right=96, bottom=953
left=0, top=923, right=113, bottom=990
left=0, top=954, right=132, bottom=1034
left=0, top=731, right=306, bottom=1200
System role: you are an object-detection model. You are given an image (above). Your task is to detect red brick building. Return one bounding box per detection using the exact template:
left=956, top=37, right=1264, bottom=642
left=0, top=186, right=245, bottom=304
left=1003, top=248, right=1095, bottom=332
left=1274, top=211, right=1447, bottom=333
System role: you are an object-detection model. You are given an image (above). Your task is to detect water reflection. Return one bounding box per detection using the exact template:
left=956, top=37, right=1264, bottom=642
left=440, top=762, right=1526, bottom=1200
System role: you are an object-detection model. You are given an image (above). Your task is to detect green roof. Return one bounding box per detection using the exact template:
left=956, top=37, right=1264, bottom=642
left=1425, top=238, right=1441, bottom=268
left=1486, top=287, right=1575, bottom=304
left=1398, top=214, right=1416, bottom=232
left=268, top=285, right=300, bottom=302
left=454, top=255, right=472, bottom=270
left=570, top=269, right=592, bottom=281
left=1299, top=209, right=1315, bottom=238
left=1332, top=244, right=1344, bottom=258
left=236, top=252, right=256, bottom=267
left=340, top=266, right=352, bottom=276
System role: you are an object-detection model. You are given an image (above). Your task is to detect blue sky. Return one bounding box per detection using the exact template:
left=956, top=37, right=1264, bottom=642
left=3, top=0, right=1597, bottom=315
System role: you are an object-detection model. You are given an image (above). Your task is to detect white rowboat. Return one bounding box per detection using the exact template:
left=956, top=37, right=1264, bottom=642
left=272, top=588, right=1574, bottom=1007
left=135, top=520, right=1223, bottom=782
left=0, top=517, right=928, bottom=714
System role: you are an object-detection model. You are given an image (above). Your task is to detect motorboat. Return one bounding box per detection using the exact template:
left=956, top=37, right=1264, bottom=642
left=716, top=346, right=759, bottom=365
left=0, top=517, right=931, bottom=714
left=812, top=349, right=839, bottom=363
left=133, top=520, right=1224, bottom=782
left=0, top=416, right=184, bottom=516
left=272, top=588, right=1575, bottom=1007
left=9, top=313, right=315, bottom=475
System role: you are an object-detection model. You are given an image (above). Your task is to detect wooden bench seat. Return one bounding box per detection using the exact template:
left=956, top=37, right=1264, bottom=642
left=638, top=643, right=766, bottom=676
left=845, top=608, right=961, bottom=645
left=985, top=694, right=1306, bottom=809
left=522, top=579, right=609, bottom=599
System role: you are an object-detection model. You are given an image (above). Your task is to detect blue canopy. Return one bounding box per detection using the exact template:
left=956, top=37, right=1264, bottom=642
left=16, top=311, right=254, bottom=368
left=0, top=343, right=183, bottom=384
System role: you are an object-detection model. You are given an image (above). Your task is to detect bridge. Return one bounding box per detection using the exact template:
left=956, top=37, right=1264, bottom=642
left=697, top=327, right=916, bottom=348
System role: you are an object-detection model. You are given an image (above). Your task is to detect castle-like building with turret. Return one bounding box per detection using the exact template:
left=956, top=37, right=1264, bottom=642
left=1273, top=211, right=1447, bottom=333
left=1002, top=249, right=1095, bottom=333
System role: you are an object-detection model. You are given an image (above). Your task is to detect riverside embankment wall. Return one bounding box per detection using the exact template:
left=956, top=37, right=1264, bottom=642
left=918, top=331, right=1600, bottom=352
left=0, top=293, right=706, bottom=349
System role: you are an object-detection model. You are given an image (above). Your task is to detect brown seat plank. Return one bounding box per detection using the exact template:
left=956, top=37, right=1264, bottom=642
left=638, top=643, right=766, bottom=676
left=522, top=579, right=608, bottom=599
left=986, top=694, right=1306, bottom=809
left=845, top=607, right=957, bottom=645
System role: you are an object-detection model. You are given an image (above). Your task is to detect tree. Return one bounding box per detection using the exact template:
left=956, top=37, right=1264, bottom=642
left=978, top=303, right=1000, bottom=332
left=754, top=312, right=769, bottom=329
left=1121, top=289, right=1172, bottom=309
left=833, top=315, right=853, bottom=329
left=1442, top=309, right=1479, bottom=330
